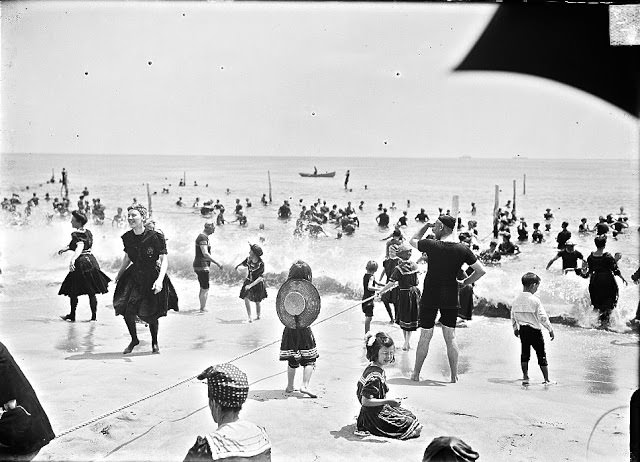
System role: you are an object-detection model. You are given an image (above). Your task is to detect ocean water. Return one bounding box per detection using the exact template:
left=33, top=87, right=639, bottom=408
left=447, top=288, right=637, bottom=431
left=1, top=153, right=638, bottom=331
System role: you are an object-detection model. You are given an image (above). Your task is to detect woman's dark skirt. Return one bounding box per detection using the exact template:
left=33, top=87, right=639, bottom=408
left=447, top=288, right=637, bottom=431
left=58, top=254, right=111, bottom=297
left=113, top=266, right=178, bottom=322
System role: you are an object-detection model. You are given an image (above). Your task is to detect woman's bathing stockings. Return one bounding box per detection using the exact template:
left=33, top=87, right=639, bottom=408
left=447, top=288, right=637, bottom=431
left=62, top=294, right=97, bottom=321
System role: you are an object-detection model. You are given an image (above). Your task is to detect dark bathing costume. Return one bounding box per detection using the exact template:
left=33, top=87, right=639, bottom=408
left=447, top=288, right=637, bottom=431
left=193, top=232, right=211, bottom=289
left=113, top=228, right=179, bottom=322
left=417, top=239, right=477, bottom=328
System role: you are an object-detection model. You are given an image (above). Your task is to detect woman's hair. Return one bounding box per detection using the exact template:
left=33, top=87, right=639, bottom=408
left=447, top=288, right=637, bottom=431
left=594, top=235, right=607, bottom=249
left=366, top=261, right=378, bottom=272
left=71, top=210, right=88, bottom=226
left=365, top=332, right=394, bottom=361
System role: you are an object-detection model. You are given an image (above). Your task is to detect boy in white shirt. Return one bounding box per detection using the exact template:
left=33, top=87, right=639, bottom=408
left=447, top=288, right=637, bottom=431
left=511, top=272, right=555, bottom=384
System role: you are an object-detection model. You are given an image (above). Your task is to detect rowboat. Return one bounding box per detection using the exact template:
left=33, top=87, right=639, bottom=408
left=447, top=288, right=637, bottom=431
left=299, top=171, right=336, bottom=178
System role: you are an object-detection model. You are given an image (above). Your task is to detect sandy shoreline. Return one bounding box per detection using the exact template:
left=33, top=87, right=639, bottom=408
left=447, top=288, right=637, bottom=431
left=0, top=277, right=636, bottom=461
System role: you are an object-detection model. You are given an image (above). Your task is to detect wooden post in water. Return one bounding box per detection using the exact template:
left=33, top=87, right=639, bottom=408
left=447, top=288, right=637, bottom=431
left=268, top=171, right=272, bottom=204
left=451, top=194, right=459, bottom=231
left=183, top=171, right=186, bottom=186
left=523, top=174, right=526, bottom=195
left=146, top=183, right=152, bottom=218
left=492, top=185, right=499, bottom=238
left=512, top=179, right=517, bottom=221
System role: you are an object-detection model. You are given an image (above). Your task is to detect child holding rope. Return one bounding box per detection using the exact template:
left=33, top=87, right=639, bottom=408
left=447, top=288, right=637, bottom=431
left=362, top=261, right=386, bottom=334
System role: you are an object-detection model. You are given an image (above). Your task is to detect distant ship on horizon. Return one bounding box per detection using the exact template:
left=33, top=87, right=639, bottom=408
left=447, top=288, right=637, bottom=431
left=458, top=155, right=472, bottom=160
left=513, top=155, right=528, bottom=159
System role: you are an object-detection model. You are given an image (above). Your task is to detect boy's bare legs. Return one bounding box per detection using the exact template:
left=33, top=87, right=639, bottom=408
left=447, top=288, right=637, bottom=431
left=411, top=328, right=434, bottom=381
left=255, top=302, right=261, bottom=320
left=442, top=325, right=459, bottom=383
left=365, top=316, right=372, bottom=334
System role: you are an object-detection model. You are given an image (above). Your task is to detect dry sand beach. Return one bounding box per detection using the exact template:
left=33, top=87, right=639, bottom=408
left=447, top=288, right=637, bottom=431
left=1, top=278, right=636, bottom=461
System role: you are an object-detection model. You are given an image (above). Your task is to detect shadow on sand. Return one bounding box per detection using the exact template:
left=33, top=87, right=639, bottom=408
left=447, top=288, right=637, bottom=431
left=248, top=389, right=313, bottom=402
left=65, top=350, right=156, bottom=361
left=386, top=377, right=447, bottom=387
left=216, top=318, right=248, bottom=325
left=329, top=424, right=389, bottom=443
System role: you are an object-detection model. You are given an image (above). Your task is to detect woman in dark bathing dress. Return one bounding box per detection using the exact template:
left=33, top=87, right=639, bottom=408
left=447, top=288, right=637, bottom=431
left=113, top=205, right=178, bottom=354
left=58, top=210, right=111, bottom=321
left=580, top=235, right=627, bottom=328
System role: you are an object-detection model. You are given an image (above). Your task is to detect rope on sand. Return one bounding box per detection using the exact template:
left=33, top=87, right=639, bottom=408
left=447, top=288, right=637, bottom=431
left=585, top=404, right=628, bottom=460
left=53, top=284, right=397, bottom=439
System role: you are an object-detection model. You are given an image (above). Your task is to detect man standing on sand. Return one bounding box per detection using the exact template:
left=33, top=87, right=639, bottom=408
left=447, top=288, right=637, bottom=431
left=409, top=215, right=486, bottom=383
left=193, top=222, right=223, bottom=312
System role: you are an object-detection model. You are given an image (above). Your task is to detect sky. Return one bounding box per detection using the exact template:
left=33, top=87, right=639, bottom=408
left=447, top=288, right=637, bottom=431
left=1, top=1, right=638, bottom=159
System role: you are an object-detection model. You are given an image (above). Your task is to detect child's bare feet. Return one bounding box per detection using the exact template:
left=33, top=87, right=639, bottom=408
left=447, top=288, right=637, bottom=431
left=285, top=387, right=294, bottom=393
left=410, top=372, right=420, bottom=382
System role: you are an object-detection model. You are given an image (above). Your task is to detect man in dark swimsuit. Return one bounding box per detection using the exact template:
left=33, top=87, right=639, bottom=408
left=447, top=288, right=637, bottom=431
left=278, top=201, right=291, bottom=219
left=415, top=208, right=429, bottom=223
left=409, top=215, right=486, bottom=383
left=556, top=221, right=572, bottom=249
left=193, top=222, right=223, bottom=311
left=376, top=208, right=390, bottom=228
left=546, top=241, right=584, bottom=274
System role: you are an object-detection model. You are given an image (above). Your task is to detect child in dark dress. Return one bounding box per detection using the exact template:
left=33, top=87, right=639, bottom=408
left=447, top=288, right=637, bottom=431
left=356, top=332, right=421, bottom=440
left=362, top=261, right=385, bottom=334
left=235, top=244, right=267, bottom=323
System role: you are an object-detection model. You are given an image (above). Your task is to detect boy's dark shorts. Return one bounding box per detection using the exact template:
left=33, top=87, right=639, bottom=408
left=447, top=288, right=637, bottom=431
left=195, top=270, right=210, bottom=289
left=362, top=301, right=374, bottom=317
left=519, top=324, right=547, bottom=366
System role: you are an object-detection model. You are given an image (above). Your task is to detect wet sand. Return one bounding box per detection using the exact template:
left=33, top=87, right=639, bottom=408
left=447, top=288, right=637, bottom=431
left=0, top=278, right=636, bottom=461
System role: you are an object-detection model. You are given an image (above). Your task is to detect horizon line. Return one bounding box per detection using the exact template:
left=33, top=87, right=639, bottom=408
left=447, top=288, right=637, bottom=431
left=1, top=153, right=635, bottom=162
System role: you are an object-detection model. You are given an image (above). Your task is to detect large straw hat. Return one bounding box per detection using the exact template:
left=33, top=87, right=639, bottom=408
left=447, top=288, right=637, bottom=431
left=276, top=279, right=321, bottom=329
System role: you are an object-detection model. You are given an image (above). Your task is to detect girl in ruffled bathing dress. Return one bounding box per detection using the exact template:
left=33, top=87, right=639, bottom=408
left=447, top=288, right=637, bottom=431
left=235, top=244, right=267, bottom=323
left=58, top=210, right=111, bottom=321
left=356, top=332, right=422, bottom=440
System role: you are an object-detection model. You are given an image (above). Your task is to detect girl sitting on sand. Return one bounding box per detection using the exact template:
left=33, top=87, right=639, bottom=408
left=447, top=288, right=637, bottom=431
left=235, top=244, right=267, bottom=322
left=356, top=332, right=421, bottom=440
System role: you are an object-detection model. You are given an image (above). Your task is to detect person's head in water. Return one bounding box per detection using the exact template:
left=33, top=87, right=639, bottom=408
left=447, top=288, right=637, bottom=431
left=521, top=272, right=541, bottom=294
left=434, top=215, right=455, bottom=239
left=422, top=436, right=479, bottom=462
left=561, top=221, right=569, bottom=229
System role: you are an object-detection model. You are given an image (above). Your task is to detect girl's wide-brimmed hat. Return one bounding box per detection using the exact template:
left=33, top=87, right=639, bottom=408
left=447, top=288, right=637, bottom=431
left=276, top=279, right=321, bottom=329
